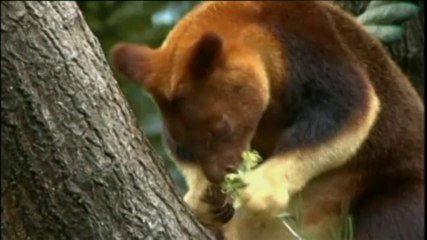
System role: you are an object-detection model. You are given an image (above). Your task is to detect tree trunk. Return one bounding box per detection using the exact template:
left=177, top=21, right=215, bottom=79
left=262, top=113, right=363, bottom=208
left=335, top=0, right=425, bottom=99
left=1, top=1, right=213, bottom=239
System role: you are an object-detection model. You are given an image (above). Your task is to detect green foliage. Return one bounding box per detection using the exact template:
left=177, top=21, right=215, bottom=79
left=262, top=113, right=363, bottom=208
left=363, top=25, right=405, bottom=43
left=361, top=1, right=419, bottom=24
left=358, top=1, right=420, bottom=43
left=221, top=150, right=262, bottom=207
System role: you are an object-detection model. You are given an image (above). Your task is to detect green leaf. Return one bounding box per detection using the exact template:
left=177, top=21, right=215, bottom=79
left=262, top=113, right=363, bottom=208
left=220, top=150, right=262, bottom=204
left=367, top=0, right=399, bottom=9
left=358, top=2, right=419, bottom=25
left=241, top=150, right=262, bottom=171
left=364, top=25, right=405, bottom=43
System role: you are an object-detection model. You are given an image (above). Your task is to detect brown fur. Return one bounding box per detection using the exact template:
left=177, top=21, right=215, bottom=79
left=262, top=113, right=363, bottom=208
left=111, top=1, right=424, bottom=239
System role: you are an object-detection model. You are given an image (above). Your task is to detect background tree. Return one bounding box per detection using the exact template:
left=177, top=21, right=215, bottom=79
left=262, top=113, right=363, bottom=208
left=1, top=1, right=213, bottom=239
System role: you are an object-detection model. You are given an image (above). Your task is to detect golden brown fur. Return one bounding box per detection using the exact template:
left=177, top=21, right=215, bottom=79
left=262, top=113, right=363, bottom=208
left=111, top=1, right=424, bottom=239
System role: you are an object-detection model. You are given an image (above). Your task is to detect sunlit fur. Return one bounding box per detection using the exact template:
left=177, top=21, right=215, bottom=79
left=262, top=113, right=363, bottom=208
left=224, top=90, right=380, bottom=239
left=111, top=1, right=424, bottom=239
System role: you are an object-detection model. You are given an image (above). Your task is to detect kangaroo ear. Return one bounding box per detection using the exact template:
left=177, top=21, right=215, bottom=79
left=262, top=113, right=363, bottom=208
left=189, top=32, right=223, bottom=78
left=110, top=42, right=155, bottom=87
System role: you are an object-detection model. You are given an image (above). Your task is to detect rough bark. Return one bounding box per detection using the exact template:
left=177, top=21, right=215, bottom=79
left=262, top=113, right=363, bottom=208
left=1, top=1, right=213, bottom=239
left=335, top=0, right=425, bottom=99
